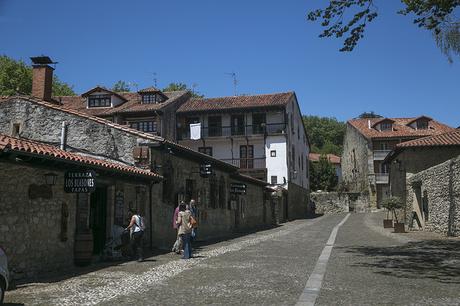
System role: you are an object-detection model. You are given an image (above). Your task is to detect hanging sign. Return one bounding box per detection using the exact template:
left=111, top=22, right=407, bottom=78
left=64, top=170, right=96, bottom=193
left=230, top=183, right=247, bottom=194
left=200, top=163, right=212, bottom=177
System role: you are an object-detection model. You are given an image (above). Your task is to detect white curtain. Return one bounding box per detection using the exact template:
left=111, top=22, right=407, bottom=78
left=190, top=123, right=201, bottom=140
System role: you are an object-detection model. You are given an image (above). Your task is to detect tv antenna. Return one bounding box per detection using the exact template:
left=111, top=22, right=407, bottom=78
left=153, top=72, right=158, bottom=88
left=225, top=72, right=238, bottom=96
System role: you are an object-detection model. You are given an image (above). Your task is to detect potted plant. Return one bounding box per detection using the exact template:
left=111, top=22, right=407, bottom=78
left=381, top=197, right=405, bottom=232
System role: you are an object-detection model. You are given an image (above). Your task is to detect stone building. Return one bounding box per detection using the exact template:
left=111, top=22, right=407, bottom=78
left=341, top=116, right=453, bottom=209
left=0, top=133, right=161, bottom=279
left=385, top=129, right=460, bottom=230
left=405, top=155, right=460, bottom=236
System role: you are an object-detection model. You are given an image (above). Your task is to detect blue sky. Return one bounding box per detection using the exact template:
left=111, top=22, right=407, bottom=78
left=1, top=0, right=459, bottom=126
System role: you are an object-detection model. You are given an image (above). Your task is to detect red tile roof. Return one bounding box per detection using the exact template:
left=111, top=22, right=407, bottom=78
left=0, top=96, right=239, bottom=172
left=308, top=153, right=341, bottom=164
left=348, top=117, right=453, bottom=139
left=396, top=129, right=460, bottom=148
left=56, top=90, right=189, bottom=117
left=177, top=92, right=294, bottom=113
left=0, top=133, right=162, bottom=180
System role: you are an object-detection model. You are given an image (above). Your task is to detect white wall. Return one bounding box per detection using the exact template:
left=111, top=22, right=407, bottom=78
left=265, top=135, right=288, bottom=185
left=285, top=97, right=309, bottom=190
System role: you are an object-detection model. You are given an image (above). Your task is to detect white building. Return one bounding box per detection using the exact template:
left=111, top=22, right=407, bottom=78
left=176, top=92, right=310, bottom=196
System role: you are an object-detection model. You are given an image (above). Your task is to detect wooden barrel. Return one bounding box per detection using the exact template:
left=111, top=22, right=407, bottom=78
left=74, top=232, right=93, bottom=266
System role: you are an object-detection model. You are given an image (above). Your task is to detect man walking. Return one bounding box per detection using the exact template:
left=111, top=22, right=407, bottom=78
left=125, top=208, right=144, bottom=262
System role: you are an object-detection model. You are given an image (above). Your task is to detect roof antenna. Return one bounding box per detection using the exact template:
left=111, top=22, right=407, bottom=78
left=225, top=72, right=238, bottom=96
left=153, top=72, right=158, bottom=88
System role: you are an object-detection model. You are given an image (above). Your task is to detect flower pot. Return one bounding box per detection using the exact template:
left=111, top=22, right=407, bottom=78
left=393, top=222, right=405, bottom=233
left=383, top=219, right=393, bottom=228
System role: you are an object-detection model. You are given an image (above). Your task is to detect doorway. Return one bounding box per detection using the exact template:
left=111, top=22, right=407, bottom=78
left=90, top=187, right=108, bottom=255
left=240, top=145, right=254, bottom=169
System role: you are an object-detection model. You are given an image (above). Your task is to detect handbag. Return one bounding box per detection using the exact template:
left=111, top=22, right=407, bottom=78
left=189, top=215, right=198, bottom=228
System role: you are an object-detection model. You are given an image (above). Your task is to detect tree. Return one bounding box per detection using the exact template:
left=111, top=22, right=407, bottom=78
left=112, top=80, right=131, bottom=92
left=162, top=82, right=204, bottom=98
left=302, top=115, right=346, bottom=155
left=310, top=155, right=339, bottom=191
left=307, top=0, right=460, bottom=60
left=357, top=111, right=383, bottom=118
left=0, top=55, right=76, bottom=96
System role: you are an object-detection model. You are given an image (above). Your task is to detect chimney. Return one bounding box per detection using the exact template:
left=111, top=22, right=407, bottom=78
left=30, top=56, right=55, bottom=101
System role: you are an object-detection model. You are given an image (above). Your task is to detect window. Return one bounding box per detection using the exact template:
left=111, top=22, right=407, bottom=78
left=270, top=150, right=276, bottom=157
left=12, top=123, right=21, bottom=137
left=380, top=122, right=392, bottom=131
left=141, top=94, right=157, bottom=104
left=240, top=145, right=254, bottom=169
left=208, top=116, right=222, bottom=137
left=417, top=120, right=428, bottom=130
left=271, top=176, right=278, bottom=185
left=88, top=94, right=111, bottom=107
left=380, top=143, right=389, bottom=150
left=130, top=121, right=157, bottom=133
left=252, top=113, right=266, bottom=134
left=231, top=114, right=245, bottom=136
left=198, top=146, right=213, bottom=156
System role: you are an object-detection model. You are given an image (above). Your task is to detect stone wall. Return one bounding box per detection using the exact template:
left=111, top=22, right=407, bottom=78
left=341, top=123, right=371, bottom=193
left=311, top=192, right=349, bottom=214
left=287, top=182, right=309, bottom=219
left=0, top=162, right=77, bottom=280
left=390, top=146, right=460, bottom=207
left=406, top=155, right=460, bottom=236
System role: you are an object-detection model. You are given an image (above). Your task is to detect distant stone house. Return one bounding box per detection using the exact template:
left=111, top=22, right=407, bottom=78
left=385, top=129, right=460, bottom=232
left=341, top=116, right=453, bottom=209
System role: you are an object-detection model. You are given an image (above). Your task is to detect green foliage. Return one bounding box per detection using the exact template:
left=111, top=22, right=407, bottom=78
left=435, top=21, right=460, bottom=63
left=112, top=80, right=131, bottom=92
left=162, top=82, right=204, bottom=98
left=307, top=0, right=460, bottom=60
left=302, top=115, right=345, bottom=155
left=381, top=196, right=404, bottom=222
left=310, top=156, right=338, bottom=192
left=357, top=111, right=383, bottom=119
left=0, top=55, right=76, bottom=96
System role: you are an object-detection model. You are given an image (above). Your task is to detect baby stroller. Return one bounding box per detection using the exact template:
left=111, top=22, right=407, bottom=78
left=101, top=225, right=132, bottom=261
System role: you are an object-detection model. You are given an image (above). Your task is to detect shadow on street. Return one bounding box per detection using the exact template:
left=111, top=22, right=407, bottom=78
left=343, top=239, right=460, bottom=284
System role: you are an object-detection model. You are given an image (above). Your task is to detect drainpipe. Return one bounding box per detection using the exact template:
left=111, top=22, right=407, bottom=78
left=60, top=121, right=67, bottom=151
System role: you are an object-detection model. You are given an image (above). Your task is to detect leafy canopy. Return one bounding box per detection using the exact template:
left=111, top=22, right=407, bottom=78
left=303, top=115, right=346, bottom=155
left=112, top=80, right=131, bottom=92
left=307, top=0, right=460, bottom=60
left=0, top=55, right=76, bottom=96
left=357, top=111, right=383, bottom=119
left=163, top=82, right=204, bottom=98
left=310, top=155, right=339, bottom=192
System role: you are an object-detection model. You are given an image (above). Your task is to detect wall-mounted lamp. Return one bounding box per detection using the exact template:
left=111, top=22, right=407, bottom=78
left=44, top=172, right=58, bottom=186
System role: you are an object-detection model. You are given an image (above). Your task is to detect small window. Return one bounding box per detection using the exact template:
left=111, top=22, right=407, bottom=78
left=270, top=150, right=276, bottom=157
left=130, top=121, right=157, bottom=133
left=88, top=94, right=111, bottom=107
left=380, top=122, right=392, bottom=131
left=141, top=94, right=160, bottom=104
left=417, top=120, right=428, bottom=130
left=198, top=147, right=213, bottom=156
left=271, top=176, right=278, bottom=185
left=12, top=123, right=21, bottom=137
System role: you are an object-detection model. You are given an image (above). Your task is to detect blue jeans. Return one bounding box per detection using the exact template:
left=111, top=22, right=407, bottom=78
left=181, top=233, right=192, bottom=259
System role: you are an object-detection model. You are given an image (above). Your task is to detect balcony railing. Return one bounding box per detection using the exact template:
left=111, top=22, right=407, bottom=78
left=375, top=173, right=389, bottom=184
left=177, top=123, right=286, bottom=140
left=373, top=150, right=391, bottom=161
left=220, top=157, right=266, bottom=169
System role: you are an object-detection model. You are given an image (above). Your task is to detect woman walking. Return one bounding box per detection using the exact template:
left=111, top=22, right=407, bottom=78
left=176, top=203, right=193, bottom=259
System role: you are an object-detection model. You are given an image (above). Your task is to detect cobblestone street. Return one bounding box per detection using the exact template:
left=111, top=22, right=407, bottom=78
left=5, top=212, right=460, bottom=306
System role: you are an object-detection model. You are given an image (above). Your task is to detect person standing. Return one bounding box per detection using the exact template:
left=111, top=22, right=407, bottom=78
left=171, top=202, right=182, bottom=254
left=189, top=199, right=198, bottom=241
left=125, top=208, right=144, bottom=262
left=176, top=203, right=193, bottom=259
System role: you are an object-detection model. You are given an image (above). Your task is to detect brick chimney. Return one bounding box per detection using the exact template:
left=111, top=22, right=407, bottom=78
left=31, top=56, right=55, bottom=101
